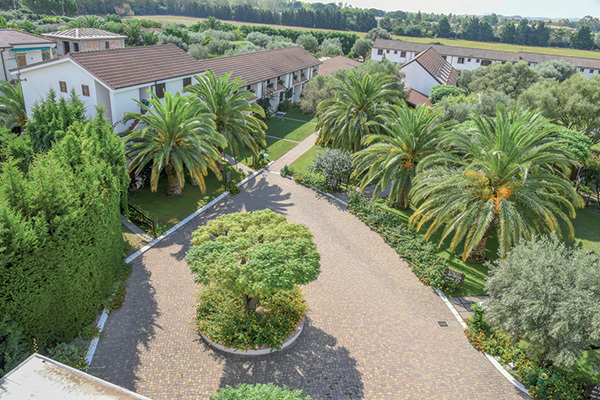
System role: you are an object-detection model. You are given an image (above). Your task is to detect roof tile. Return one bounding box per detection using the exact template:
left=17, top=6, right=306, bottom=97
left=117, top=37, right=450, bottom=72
left=0, top=29, right=55, bottom=48
left=43, top=28, right=127, bottom=40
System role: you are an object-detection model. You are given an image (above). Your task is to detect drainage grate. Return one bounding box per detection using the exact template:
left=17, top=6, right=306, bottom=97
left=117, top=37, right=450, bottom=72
left=437, top=320, right=449, bottom=328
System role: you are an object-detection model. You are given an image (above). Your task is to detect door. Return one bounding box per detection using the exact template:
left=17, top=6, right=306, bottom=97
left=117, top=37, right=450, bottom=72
left=16, top=54, right=26, bottom=68
left=64, top=42, right=70, bottom=54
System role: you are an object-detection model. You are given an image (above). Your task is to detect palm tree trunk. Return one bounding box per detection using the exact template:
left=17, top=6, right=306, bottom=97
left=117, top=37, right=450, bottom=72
left=243, top=294, right=259, bottom=312
left=395, top=187, right=409, bottom=210
left=468, top=221, right=495, bottom=263
left=165, top=164, right=182, bottom=197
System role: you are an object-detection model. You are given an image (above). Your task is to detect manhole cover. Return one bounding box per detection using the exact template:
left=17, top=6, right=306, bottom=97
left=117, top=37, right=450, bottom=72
left=437, top=320, right=449, bottom=328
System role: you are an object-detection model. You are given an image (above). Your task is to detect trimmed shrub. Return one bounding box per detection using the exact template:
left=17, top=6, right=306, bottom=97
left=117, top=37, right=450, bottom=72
left=429, top=85, right=466, bottom=104
left=0, top=316, right=28, bottom=377
left=211, top=383, right=311, bottom=400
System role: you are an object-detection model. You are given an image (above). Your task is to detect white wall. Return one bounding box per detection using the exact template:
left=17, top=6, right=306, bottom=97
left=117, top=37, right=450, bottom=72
left=372, top=48, right=418, bottom=64
left=18, top=60, right=99, bottom=118
left=400, top=61, right=440, bottom=96
left=2, top=49, right=45, bottom=81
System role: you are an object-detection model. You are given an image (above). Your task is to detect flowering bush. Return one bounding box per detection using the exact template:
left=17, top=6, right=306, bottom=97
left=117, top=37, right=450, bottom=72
left=196, top=285, right=307, bottom=351
left=465, top=305, right=592, bottom=400
left=348, top=189, right=456, bottom=291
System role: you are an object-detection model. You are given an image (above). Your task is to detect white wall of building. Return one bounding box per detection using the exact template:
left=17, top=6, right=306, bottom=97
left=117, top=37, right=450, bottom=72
left=17, top=60, right=99, bottom=118
left=2, top=48, right=47, bottom=81
left=400, top=61, right=440, bottom=96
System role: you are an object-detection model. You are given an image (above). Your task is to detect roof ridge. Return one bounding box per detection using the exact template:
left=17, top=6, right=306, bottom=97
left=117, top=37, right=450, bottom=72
left=201, top=45, right=306, bottom=65
left=70, top=44, right=177, bottom=57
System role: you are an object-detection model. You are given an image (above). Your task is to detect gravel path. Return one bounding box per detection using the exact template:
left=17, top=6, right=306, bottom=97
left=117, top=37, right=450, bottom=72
left=90, top=172, right=527, bottom=400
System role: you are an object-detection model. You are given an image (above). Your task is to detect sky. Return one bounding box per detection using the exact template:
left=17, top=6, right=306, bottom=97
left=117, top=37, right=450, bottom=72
left=302, top=0, right=600, bottom=19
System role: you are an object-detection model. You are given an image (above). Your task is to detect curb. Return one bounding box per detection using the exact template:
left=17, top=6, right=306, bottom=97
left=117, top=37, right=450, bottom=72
left=435, top=288, right=530, bottom=397
left=85, top=167, right=266, bottom=367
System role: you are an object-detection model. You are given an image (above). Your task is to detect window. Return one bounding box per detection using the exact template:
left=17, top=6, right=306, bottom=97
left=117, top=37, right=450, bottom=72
left=468, top=58, right=471, bottom=62
left=394, top=50, right=397, bottom=54
left=16, top=54, right=26, bottom=68
left=59, top=81, right=67, bottom=93
left=377, top=49, right=383, bottom=55
left=481, top=60, right=492, bottom=66
left=183, top=77, right=192, bottom=87
left=591, top=69, right=595, bottom=73
left=246, top=85, right=251, bottom=90
left=74, top=43, right=79, bottom=52
left=400, top=51, right=406, bottom=57
left=155, top=83, right=166, bottom=99
left=64, top=42, right=70, bottom=54
left=476, top=59, right=480, bottom=63
left=279, top=91, right=285, bottom=102
left=580, top=68, right=584, bottom=72
left=81, top=84, right=90, bottom=97
left=105, top=41, right=110, bottom=50
left=386, top=49, right=390, bottom=53
left=457, top=57, right=465, bottom=64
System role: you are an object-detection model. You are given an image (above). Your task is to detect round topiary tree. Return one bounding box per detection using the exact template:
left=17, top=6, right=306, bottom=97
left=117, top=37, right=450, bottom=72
left=186, top=209, right=321, bottom=350
left=211, top=383, right=311, bottom=400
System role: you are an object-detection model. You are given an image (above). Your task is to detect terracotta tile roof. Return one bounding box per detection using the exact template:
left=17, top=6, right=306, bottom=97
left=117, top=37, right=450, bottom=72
left=373, top=38, right=600, bottom=70
left=43, top=28, right=127, bottom=40
left=403, top=47, right=458, bottom=86
left=319, top=56, right=361, bottom=76
left=0, top=29, right=55, bottom=48
left=200, top=46, right=321, bottom=86
left=404, top=88, right=432, bottom=107
left=19, top=44, right=205, bottom=90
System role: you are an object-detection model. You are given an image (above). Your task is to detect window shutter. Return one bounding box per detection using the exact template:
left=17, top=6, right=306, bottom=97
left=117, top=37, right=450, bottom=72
left=81, top=84, right=90, bottom=97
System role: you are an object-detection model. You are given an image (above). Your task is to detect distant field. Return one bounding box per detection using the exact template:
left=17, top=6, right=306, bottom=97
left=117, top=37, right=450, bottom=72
left=130, top=15, right=367, bottom=37
left=393, top=35, right=600, bottom=60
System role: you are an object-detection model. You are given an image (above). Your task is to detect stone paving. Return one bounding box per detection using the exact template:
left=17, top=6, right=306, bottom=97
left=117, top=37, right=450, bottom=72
left=449, top=296, right=490, bottom=322
left=90, top=172, right=528, bottom=400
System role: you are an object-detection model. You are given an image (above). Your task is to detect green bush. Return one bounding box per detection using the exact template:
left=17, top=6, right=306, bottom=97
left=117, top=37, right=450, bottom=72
left=46, top=342, right=88, bottom=371
left=292, top=171, right=332, bottom=192
left=0, top=113, right=129, bottom=348
left=211, top=383, right=311, bottom=400
left=196, top=285, right=307, bottom=351
left=0, top=316, right=29, bottom=377
left=347, top=190, right=457, bottom=291
left=226, top=181, right=241, bottom=195
left=429, top=85, right=466, bottom=104
left=465, top=305, right=592, bottom=400
left=280, top=164, right=296, bottom=177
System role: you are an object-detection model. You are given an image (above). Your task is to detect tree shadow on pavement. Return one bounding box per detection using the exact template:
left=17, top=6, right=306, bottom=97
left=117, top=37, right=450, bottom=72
left=211, top=317, right=364, bottom=399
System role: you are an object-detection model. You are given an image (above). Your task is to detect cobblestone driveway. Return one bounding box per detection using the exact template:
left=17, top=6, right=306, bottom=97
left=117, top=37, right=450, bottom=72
left=91, top=173, right=527, bottom=400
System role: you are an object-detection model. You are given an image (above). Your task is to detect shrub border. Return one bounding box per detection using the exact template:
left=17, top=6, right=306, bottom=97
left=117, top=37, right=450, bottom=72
left=200, top=315, right=305, bottom=356
left=84, top=166, right=268, bottom=367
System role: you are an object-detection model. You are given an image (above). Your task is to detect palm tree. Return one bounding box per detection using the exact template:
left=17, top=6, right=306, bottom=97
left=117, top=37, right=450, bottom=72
left=315, top=71, right=399, bottom=152
left=121, top=91, right=225, bottom=197
left=409, top=106, right=583, bottom=262
left=0, top=80, right=27, bottom=131
left=185, top=70, right=266, bottom=163
left=353, top=104, right=451, bottom=209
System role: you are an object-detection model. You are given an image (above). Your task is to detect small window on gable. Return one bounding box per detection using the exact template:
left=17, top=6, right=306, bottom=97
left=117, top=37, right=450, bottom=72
left=155, top=83, right=166, bottom=99
left=183, top=77, right=192, bottom=87
left=81, top=84, right=90, bottom=97
left=59, top=81, right=67, bottom=93
left=400, top=51, right=406, bottom=57
left=105, top=41, right=110, bottom=49
left=377, top=49, right=383, bottom=55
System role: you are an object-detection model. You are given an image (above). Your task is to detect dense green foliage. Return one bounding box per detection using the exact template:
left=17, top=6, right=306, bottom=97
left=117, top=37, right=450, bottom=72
left=0, top=113, right=128, bottom=348
left=121, top=91, right=225, bottom=196
left=348, top=190, right=457, bottom=292
left=316, top=71, right=399, bottom=152
left=354, top=104, right=451, bottom=209
left=428, top=85, right=466, bottom=104
left=0, top=81, right=26, bottom=131
left=534, top=60, right=577, bottom=82
left=187, top=210, right=320, bottom=312
left=485, top=234, right=600, bottom=369
left=466, top=305, right=593, bottom=400
left=0, top=316, right=28, bottom=377
left=410, top=107, right=582, bottom=262
left=185, top=71, right=266, bottom=162
left=196, top=285, right=307, bottom=350
left=211, top=383, right=311, bottom=400
left=460, top=61, right=540, bottom=98
left=308, top=148, right=353, bottom=184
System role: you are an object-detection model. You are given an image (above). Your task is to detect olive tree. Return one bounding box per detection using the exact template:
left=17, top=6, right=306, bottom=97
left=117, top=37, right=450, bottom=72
left=309, top=148, right=353, bottom=182
left=485, top=234, right=600, bottom=368
left=186, top=209, right=320, bottom=312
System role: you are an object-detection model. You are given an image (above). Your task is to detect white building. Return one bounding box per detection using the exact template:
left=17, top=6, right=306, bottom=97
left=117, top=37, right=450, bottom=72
left=15, top=44, right=205, bottom=132
left=0, top=29, right=56, bottom=81
left=0, top=353, right=152, bottom=400
left=199, top=46, right=321, bottom=111
left=372, top=38, right=600, bottom=77
left=399, top=47, right=458, bottom=96
left=43, top=28, right=127, bottom=55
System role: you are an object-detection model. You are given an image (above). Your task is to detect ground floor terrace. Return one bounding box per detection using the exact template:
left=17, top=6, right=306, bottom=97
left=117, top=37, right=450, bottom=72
left=90, top=171, right=527, bottom=400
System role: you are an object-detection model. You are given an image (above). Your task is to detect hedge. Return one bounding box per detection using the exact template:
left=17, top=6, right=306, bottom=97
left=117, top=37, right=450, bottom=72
left=0, top=114, right=129, bottom=348
left=347, top=189, right=456, bottom=291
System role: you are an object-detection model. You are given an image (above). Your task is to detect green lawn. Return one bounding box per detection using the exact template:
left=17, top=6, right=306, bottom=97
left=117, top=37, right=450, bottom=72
left=570, top=206, right=600, bottom=253
left=289, top=144, right=324, bottom=172
left=393, top=35, right=600, bottom=60
left=123, top=226, right=145, bottom=257
left=283, top=107, right=317, bottom=123
left=266, top=117, right=316, bottom=142
left=129, top=164, right=245, bottom=228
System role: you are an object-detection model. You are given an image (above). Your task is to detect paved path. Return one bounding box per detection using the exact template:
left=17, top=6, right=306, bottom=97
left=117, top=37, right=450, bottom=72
left=269, top=132, right=318, bottom=172
left=91, top=173, right=527, bottom=400
left=266, top=134, right=300, bottom=143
